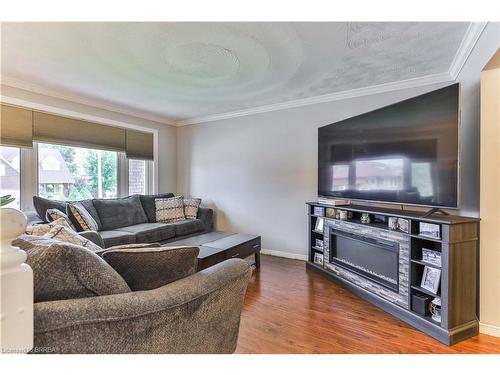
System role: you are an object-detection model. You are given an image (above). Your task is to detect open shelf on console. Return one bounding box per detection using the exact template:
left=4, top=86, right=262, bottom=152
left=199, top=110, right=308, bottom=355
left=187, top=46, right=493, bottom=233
left=410, top=260, right=441, bottom=299
left=411, top=237, right=442, bottom=261
left=311, top=246, right=324, bottom=253
left=411, top=259, right=441, bottom=269
left=411, top=285, right=440, bottom=298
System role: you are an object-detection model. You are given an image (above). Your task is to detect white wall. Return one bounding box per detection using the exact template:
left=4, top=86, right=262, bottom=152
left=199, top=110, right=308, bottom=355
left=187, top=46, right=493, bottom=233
left=177, top=23, right=499, bottom=258
left=1, top=85, right=177, bottom=195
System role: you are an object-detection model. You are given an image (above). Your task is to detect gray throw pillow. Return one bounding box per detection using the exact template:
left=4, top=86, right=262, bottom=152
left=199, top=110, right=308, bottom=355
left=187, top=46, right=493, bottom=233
left=100, top=246, right=199, bottom=291
left=12, top=235, right=130, bottom=302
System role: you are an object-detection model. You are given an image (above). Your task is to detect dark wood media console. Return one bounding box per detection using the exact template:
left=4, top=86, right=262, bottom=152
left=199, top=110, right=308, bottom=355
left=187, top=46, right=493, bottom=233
left=306, top=202, right=479, bottom=345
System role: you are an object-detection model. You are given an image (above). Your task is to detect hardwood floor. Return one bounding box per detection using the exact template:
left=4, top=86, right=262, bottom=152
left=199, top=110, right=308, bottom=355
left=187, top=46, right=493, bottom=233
left=235, top=255, right=500, bottom=354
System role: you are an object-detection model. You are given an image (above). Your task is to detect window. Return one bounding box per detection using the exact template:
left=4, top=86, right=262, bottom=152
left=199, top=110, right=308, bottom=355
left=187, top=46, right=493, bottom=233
left=331, top=164, right=349, bottom=191
left=38, top=143, right=118, bottom=200
left=2, top=136, right=154, bottom=210
left=355, top=158, right=404, bottom=191
left=0, top=146, right=21, bottom=208
left=411, top=162, right=434, bottom=197
left=128, top=159, right=147, bottom=195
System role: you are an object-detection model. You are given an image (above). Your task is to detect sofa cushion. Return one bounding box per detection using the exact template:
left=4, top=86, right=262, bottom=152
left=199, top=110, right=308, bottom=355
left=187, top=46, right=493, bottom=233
left=12, top=235, right=130, bottom=302
left=100, top=246, right=199, bottom=291
left=99, top=230, right=137, bottom=248
left=139, top=193, right=175, bottom=222
left=93, top=195, right=148, bottom=230
left=183, top=198, right=202, bottom=220
left=33, top=196, right=67, bottom=223
left=44, top=225, right=102, bottom=252
left=155, top=196, right=185, bottom=223
left=118, top=223, right=176, bottom=243
left=67, top=202, right=99, bottom=232
left=172, top=219, right=205, bottom=237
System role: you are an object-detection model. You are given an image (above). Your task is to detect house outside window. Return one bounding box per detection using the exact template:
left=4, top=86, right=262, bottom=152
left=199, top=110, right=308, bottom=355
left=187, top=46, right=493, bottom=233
left=0, top=146, right=21, bottom=208
left=38, top=143, right=118, bottom=200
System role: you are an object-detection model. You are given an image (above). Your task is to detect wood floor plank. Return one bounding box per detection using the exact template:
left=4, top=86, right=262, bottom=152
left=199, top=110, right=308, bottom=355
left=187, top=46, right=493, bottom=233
left=235, top=255, right=500, bottom=354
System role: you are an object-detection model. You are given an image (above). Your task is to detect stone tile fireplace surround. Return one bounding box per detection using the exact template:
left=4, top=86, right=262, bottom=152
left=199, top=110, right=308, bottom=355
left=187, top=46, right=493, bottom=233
left=322, top=219, right=410, bottom=309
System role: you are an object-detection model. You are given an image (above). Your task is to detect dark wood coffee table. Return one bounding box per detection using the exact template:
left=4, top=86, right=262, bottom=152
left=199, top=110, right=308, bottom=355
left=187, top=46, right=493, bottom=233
left=167, top=231, right=261, bottom=271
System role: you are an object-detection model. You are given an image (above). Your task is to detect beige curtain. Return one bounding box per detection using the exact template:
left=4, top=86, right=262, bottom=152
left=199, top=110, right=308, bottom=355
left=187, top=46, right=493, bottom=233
left=1, top=104, right=154, bottom=160
left=0, top=104, right=33, bottom=148
left=33, top=111, right=127, bottom=152
left=126, top=129, right=154, bottom=160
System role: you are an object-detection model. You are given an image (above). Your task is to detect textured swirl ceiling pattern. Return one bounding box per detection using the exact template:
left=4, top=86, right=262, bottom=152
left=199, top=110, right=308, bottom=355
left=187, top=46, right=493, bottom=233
left=1, top=22, right=469, bottom=123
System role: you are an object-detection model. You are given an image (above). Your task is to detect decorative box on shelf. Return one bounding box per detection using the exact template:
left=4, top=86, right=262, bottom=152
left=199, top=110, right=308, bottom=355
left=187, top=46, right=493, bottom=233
left=412, top=293, right=433, bottom=316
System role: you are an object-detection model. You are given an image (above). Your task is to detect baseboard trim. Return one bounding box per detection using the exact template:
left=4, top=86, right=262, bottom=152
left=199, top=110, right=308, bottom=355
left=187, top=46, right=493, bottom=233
left=261, top=248, right=307, bottom=261
left=479, top=322, right=500, bottom=337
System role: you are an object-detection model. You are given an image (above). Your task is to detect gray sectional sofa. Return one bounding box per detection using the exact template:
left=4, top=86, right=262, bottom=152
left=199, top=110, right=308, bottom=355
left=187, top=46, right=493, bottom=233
left=29, top=194, right=214, bottom=248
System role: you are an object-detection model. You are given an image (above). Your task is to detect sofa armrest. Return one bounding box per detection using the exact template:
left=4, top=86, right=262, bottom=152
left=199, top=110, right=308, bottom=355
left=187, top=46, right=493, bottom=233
left=79, top=231, right=105, bottom=248
left=197, top=207, right=214, bottom=231
left=33, top=259, right=252, bottom=354
left=24, top=210, right=44, bottom=226
left=99, top=246, right=200, bottom=290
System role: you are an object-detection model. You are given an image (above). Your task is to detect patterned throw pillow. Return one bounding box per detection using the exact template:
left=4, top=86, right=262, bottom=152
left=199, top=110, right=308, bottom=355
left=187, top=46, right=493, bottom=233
left=155, top=196, right=185, bottom=223
left=13, top=234, right=61, bottom=252
left=67, top=202, right=99, bottom=232
left=46, top=208, right=77, bottom=230
left=43, top=225, right=102, bottom=252
left=25, top=217, right=73, bottom=236
left=183, top=198, right=202, bottom=220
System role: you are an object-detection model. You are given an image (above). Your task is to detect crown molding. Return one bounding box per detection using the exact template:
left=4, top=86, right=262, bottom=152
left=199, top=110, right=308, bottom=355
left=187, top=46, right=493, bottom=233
left=175, top=22, right=486, bottom=126
left=448, top=22, right=488, bottom=79
left=175, top=72, right=454, bottom=126
left=0, top=76, right=177, bottom=126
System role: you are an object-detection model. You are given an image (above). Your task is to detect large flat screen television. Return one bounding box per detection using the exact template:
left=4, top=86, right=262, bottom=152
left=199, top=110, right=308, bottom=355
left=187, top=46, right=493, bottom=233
left=318, top=84, right=459, bottom=208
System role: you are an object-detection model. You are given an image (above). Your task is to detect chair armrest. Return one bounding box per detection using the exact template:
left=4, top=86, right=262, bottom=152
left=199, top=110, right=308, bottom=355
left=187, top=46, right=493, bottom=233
left=79, top=231, right=105, bottom=248
left=33, top=259, right=252, bottom=354
left=99, top=246, right=200, bottom=290
left=197, top=207, right=214, bottom=231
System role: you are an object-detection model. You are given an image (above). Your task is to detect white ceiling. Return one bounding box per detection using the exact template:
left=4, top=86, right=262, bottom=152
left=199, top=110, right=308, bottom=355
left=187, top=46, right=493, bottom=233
left=0, top=22, right=479, bottom=125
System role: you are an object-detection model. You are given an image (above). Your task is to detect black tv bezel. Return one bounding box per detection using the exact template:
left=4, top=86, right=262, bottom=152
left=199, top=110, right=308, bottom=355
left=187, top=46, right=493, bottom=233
left=317, top=83, right=460, bottom=210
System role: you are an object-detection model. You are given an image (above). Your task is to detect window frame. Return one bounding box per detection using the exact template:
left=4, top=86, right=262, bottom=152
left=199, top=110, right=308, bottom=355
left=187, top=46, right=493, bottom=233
left=17, top=142, right=155, bottom=211
left=0, top=145, right=24, bottom=209
left=124, top=157, right=153, bottom=196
